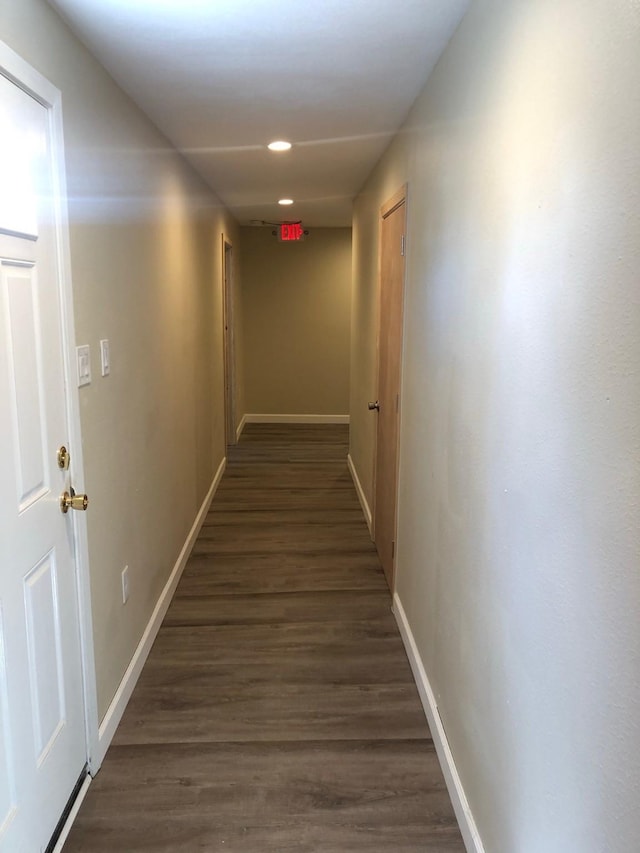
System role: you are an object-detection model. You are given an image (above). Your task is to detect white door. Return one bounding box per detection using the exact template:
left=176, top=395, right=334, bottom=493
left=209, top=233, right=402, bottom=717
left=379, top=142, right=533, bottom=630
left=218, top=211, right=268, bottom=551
left=0, top=68, right=87, bottom=851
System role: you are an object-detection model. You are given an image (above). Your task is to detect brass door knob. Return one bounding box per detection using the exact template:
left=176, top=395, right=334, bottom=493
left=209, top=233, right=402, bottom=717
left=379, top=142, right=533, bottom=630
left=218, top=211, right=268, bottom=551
left=368, top=400, right=380, bottom=411
left=60, top=487, right=89, bottom=514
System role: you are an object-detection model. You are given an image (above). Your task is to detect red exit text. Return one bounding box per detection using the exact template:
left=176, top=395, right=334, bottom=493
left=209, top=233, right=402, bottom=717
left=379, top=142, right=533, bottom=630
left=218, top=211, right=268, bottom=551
left=279, top=223, right=305, bottom=241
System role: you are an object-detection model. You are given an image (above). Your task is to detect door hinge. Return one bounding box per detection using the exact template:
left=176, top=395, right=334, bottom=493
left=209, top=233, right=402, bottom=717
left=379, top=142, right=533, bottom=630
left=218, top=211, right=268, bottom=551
left=396, top=393, right=399, bottom=413
left=392, top=540, right=396, bottom=559
left=401, top=234, right=406, bottom=256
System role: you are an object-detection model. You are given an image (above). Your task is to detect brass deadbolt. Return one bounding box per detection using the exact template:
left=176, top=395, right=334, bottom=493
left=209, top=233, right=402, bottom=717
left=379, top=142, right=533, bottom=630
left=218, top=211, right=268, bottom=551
left=57, top=445, right=71, bottom=470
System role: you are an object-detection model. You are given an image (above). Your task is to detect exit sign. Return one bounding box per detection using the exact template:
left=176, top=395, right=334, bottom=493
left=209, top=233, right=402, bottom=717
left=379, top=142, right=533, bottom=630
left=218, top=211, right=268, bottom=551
left=279, top=222, right=305, bottom=242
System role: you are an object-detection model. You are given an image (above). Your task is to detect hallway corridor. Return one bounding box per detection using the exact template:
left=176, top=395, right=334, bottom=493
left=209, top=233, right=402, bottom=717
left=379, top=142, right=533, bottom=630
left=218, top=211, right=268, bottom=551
left=63, top=425, right=464, bottom=852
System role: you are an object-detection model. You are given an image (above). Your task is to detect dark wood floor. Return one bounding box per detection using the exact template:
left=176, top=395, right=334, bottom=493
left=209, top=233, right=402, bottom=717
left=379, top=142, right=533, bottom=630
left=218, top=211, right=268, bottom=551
left=63, top=424, right=464, bottom=852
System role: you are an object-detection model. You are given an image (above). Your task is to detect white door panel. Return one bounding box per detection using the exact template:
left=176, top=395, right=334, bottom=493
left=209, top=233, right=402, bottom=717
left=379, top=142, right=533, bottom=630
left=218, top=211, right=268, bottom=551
left=24, top=551, right=67, bottom=764
left=4, top=261, right=49, bottom=509
left=0, top=70, right=87, bottom=852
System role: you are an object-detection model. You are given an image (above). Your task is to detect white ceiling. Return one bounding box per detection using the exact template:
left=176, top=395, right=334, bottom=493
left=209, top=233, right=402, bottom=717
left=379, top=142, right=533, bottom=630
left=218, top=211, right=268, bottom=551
left=48, top=0, right=469, bottom=227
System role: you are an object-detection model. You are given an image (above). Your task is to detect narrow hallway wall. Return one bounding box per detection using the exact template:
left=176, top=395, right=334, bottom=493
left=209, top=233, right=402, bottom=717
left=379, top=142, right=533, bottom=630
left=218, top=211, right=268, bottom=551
left=240, top=226, right=351, bottom=419
left=350, top=1, right=640, bottom=850
left=3, top=0, right=239, bottom=722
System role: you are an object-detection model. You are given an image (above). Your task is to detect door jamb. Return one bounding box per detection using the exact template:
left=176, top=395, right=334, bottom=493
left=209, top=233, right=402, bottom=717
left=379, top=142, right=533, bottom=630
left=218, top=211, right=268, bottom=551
left=0, top=41, right=99, bottom=772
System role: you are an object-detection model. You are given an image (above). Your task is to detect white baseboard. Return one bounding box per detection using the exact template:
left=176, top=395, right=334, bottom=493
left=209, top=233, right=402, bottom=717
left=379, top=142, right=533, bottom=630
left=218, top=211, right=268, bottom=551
left=244, top=413, right=350, bottom=424
left=347, top=453, right=372, bottom=535
left=94, top=456, right=227, bottom=767
left=393, top=593, right=485, bottom=853
left=236, top=414, right=247, bottom=441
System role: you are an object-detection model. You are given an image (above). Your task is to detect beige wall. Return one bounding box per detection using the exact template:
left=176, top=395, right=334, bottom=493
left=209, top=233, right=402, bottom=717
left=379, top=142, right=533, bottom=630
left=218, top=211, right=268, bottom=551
left=2, top=0, right=239, bottom=719
left=351, top=1, right=640, bottom=850
left=240, top=226, right=351, bottom=416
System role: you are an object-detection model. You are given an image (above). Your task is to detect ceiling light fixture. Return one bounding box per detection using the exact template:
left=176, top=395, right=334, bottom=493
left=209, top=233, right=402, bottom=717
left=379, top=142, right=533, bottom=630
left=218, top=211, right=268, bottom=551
left=268, top=140, right=292, bottom=152
left=278, top=198, right=294, bottom=206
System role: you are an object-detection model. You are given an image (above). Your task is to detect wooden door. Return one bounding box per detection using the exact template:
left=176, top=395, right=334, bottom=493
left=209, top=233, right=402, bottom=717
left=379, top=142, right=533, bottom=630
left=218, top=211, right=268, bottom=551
left=373, top=188, right=407, bottom=590
left=222, top=238, right=236, bottom=446
left=0, top=67, right=87, bottom=851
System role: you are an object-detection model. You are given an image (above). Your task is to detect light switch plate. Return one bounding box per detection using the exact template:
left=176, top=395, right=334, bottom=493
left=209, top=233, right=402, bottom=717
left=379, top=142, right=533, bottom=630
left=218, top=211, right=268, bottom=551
left=100, top=339, right=110, bottom=377
left=76, top=345, right=91, bottom=387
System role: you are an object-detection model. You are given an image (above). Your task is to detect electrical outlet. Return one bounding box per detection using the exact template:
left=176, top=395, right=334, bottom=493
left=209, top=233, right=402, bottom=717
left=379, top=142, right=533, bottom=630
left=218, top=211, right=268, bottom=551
left=121, top=565, right=129, bottom=604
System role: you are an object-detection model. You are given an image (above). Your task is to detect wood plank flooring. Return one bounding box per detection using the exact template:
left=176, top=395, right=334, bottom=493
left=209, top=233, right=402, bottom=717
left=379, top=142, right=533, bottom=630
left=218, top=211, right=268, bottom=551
left=63, top=424, right=464, bottom=852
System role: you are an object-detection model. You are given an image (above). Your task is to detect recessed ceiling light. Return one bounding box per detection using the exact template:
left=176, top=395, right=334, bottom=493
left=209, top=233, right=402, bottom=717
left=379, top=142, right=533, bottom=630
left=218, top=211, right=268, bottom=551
left=278, top=198, right=294, bottom=206
left=268, top=140, right=292, bottom=152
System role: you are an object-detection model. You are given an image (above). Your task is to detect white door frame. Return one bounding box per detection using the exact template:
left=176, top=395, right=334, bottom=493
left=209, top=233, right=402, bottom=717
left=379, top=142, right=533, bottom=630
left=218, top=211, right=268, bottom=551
left=0, top=42, right=99, bottom=772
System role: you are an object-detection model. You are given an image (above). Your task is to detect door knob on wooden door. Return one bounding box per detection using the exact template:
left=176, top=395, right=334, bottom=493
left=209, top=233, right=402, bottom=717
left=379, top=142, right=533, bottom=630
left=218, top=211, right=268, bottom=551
left=368, top=400, right=380, bottom=411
